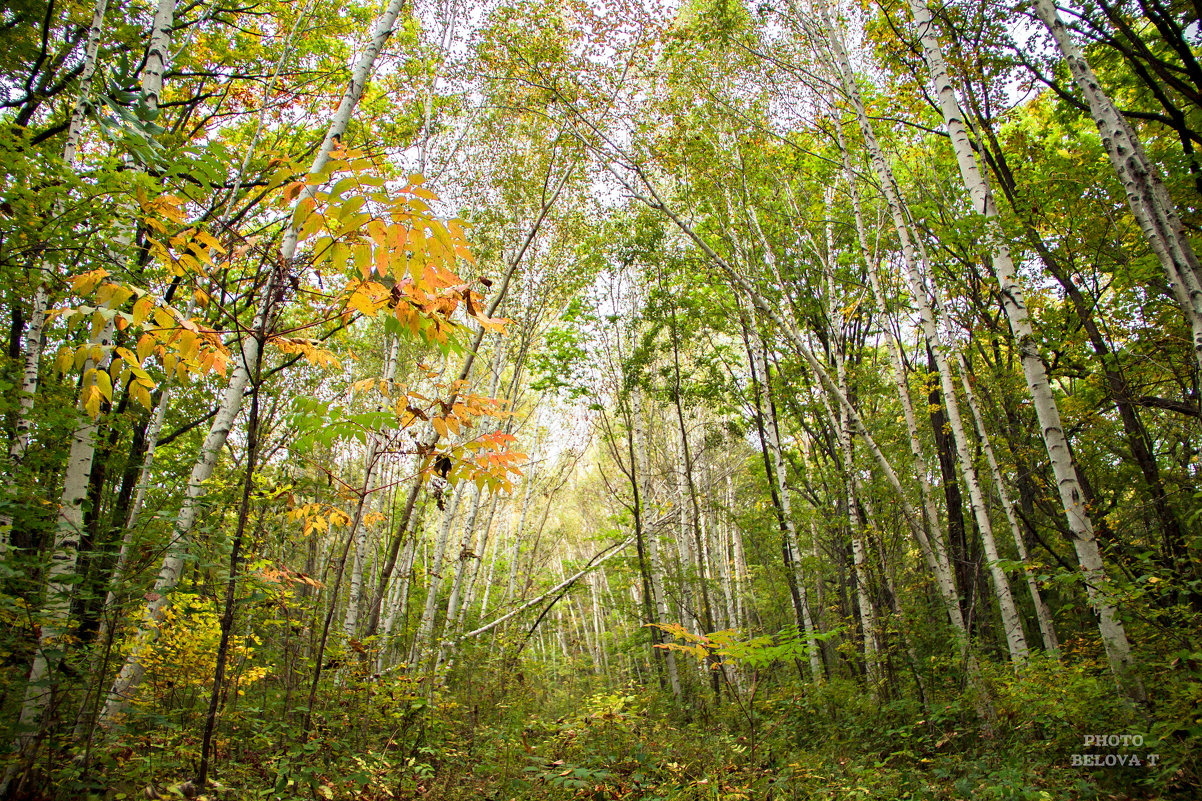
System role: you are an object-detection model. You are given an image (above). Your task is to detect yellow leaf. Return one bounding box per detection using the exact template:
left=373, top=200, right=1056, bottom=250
left=95, top=369, right=113, bottom=401
left=405, top=227, right=425, bottom=254
left=71, top=270, right=109, bottom=296
left=428, top=220, right=453, bottom=253
left=134, top=383, right=153, bottom=409
left=153, top=307, right=175, bottom=330
left=176, top=329, right=198, bottom=360
left=348, top=288, right=378, bottom=318
left=155, top=194, right=188, bottom=223
left=291, top=196, right=317, bottom=229
left=55, top=346, right=73, bottom=373
left=298, top=207, right=325, bottom=241
left=353, top=243, right=372, bottom=276
left=194, top=230, right=226, bottom=254
left=82, top=384, right=102, bottom=418
left=135, top=372, right=155, bottom=390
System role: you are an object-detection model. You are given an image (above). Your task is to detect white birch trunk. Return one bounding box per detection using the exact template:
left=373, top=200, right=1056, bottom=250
left=478, top=512, right=506, bottom=618
left=819, top=0, right=1028, bottom=663
left=505, top=470, right=536, bottom=602
left=728, top=475, right=748, bottom=630
left=409, top=481, right=465, bottom=662
left=377, top=535, right=418, bottom=672
left=907, top=0, right=1138, bottom=694
left=637, top=399, right=682, bottom=700
left=672, top=433, right=699, bottom=634
left=835, top=116, right=954, bottom=594
left=458, top=493, right=500, bottom=628
left=956, top=350, right=1060, bottom=655
left=1, top=0, right=110, bottom=555
left=439, top=344, right=504, bottom=646
left=737, top=206, right=825, bottom=678
left=341, top=442, right=379, bottom=641
left=342, top=336, right=401, bottom=639
left=589, top=573, right=609, bottom=675
left=829, top=310, right=881, bottom=685
left=717, top=505, right=736, bottom=633
left=1, top=287, right=50, bottom=556
left=12, top=326, right=112, bottom=751
left=436, top=484, right=482, bottom=661
left=101, top=0, right=416, bottom=722
left=1031, top=0, right=1202, bottom=374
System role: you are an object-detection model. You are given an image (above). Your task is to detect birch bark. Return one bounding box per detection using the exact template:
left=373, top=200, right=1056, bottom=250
left=439, top=344, right=505, bottom=651
left=738, top=206, right=825, bottom=680
left=818, top=0, right=1029, bottom=662
left=409, top=481, right=465, bottom=663
left=604, top=155, right=996, bottom=718
left=829, top=290, right=882, bottom=685
left=835, top=119, right=956, bottom=628
left=0, top=0, right=111, bottom=555
left=101, top=0, right=418, bottom=723
left=645, top=476, right=682, bottom=699
left=907, top=0, right=1139, bottom=695
left=342, top=335, right=402, bottom=640
left=11, top=328, right=113, bottom=755
left=765, top=345, right=826, bottom=681
left=9, top=0, right=167, bottom=761
left=457, top=493, right=500, bottom=629
left=1032, top=0, right=1202, bottom=374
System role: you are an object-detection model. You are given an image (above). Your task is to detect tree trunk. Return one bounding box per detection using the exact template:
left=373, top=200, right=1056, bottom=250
left=823, top=0, right=1030, bottom=662
left=10, top=325, right=112, bottom=763
left=0, top=0, right=111, bottom=555
left=1033, top=0, right=1202, bottom=375
left=909, top=0, right=1141, bottom=697
left=100, top=0, right=417, bottom=723
left=409, top=481, right=465, bottom=664
left=342, top=335, right=402, bottom=640
left=197, top=308, right=268, bottom=788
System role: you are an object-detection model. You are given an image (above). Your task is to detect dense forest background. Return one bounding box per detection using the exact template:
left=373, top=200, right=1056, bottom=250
left=1, top=0, right=1201, bottom=797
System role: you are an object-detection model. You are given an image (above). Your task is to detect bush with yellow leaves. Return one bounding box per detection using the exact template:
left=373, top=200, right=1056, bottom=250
left=128, top=595, right=269, bottom=712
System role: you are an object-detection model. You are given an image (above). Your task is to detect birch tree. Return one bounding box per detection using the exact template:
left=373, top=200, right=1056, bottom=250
left=905, top=0, right=1141, bottom=695
left=100, top=0, right=422, bottom=723
left=1032, top=0, right=1202, bottom=375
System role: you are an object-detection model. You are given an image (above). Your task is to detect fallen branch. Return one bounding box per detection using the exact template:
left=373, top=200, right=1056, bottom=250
left=453, top=533, right=637, bottom=643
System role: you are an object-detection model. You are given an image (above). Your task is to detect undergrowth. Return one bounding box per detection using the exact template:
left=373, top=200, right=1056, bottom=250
left=23, top=645, right=1201, bottom=800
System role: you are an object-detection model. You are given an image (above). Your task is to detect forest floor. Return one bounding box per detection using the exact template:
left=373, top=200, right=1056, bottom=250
left=46, top=653, right=1197, bottom=800
left=362, top=668, right=1186, bottom=801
